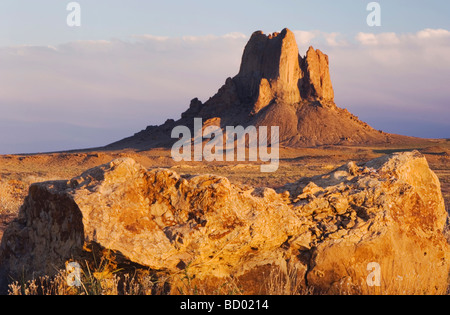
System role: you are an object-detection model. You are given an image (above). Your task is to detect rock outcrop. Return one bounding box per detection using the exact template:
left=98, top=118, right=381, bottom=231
left=283, top=151, right=449, bottom=294
left=234, top=29, right=334, bottom=112
left=235, top=29, right=304, bottom=109
left=303, top=46, right=334, bottom=101
left=1, top=151, right=448, bottom=294
left=105, top=28, right=420, bottom=151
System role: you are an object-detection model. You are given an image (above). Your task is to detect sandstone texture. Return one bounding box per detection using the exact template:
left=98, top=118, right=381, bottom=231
left=1, top=151, right=448, bottom=294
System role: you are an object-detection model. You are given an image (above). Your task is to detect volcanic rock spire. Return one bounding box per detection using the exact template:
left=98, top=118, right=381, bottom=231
left=235, top=29, right=304, bottom=108
left=106, top=28, right=414, bottom=150
left=303, top=46, right=334, bottom=101
left=234, top=28, right=334, bottom=113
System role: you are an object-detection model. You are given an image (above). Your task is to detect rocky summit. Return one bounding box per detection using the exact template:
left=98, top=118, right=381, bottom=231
left=1, top=151, right=448, bottom=294
left=234, top=29, right=334, bottom=109
left=106, top=28, right=419, bottom=150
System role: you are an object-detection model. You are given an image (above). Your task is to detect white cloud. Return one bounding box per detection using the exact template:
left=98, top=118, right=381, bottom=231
left=223, top=32, right=248, bottom=40
left=293, top=30, right=320, bottom=47
left=416, top=28, right=450, bottom=39
left=293, top=30, right=348, bottom=48
left=356, top=28, right=450, bottom=46
left=323, top=32, right=348, bottom=47
left=355, top=32, right=400, bottom=46
left=180, top=32, right=247, bottom=42
left=132, top=34, right=170, bottom=41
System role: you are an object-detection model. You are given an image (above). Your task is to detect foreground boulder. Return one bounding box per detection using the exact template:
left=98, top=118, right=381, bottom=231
left=0, top=151, right=449, bottom=294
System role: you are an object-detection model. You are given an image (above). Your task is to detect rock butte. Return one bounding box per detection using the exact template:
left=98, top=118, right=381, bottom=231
left=105, top=28, right=421, bottom=151
left=0, top=151, right=448, bottom=294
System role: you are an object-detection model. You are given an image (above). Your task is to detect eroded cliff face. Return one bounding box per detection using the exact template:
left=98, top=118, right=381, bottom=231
left=199, top=28, right=335, bottom=116
left=303, top=46, right=334, bottom=102
left=107, top=28, right=405, bottom=151
left=235, top=29, right=304, bottom=108
left=1, top=151, right=448, bottom=294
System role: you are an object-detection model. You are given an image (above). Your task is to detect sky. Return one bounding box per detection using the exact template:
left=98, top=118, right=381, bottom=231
left=0, top=0, right=449, bottom=154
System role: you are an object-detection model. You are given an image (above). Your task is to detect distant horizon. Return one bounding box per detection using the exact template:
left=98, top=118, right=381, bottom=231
left=0, top=1, right=449, bottom=154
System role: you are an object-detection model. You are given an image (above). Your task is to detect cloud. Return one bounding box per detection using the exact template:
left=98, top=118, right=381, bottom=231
left=222, top=32, right=248, bottom=40
left=416, top=28, right=450, bottom=39
left=0, top=28, right=449, bottom=153
left=323, top=32, right=348, bottom=47
left=356, top=28, right=450, bottom=46
left=355, top=32, right=400, bottom=46
left=293, top=30, right=320, bottom=47
left=131, top=35, right=170, bottom=41
left=293, top=30, right=348, bottom=49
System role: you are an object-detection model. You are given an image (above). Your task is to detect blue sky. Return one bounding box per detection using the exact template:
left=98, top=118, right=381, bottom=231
left=1, top=0, right=450, bottom=45
left=0, top=0, right=449, bottom=153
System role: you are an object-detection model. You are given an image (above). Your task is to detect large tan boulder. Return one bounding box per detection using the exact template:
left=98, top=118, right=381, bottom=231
left=0, top=158, right=306, bottom=293
left=285, top=151, right=449, bottom=294
left=0, top=151, right=448, bottom=294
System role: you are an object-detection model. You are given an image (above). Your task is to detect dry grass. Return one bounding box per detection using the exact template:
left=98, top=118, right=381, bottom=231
left=7, top=258, right=450, bottom=296
left=7, top=271, right=149, bottom=296
left=265, top=264, right=312, bottom=295
left=7, top=249, right=158, bottom=296
left=7, top=260, right=241, bottom=296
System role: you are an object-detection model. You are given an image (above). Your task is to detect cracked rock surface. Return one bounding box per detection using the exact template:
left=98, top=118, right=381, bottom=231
left=1, top=151, right=448, bottom=294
